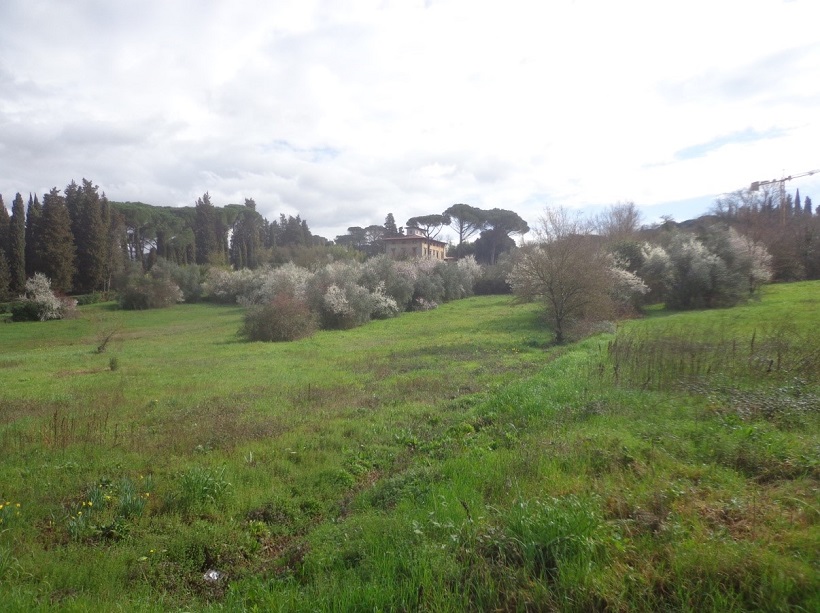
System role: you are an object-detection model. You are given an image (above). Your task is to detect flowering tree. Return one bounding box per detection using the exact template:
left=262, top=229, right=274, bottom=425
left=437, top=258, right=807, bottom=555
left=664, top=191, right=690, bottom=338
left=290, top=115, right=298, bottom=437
left=12, top=273, right=77, bottom=321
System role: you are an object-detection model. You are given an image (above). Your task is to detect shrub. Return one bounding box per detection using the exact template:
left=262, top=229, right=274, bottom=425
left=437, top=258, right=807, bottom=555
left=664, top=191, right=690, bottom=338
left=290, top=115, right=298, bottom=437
left=438, top=258, right=480, bottom=301
left=241, top=293, right=318, bottom=342
left=249, top=263, right=313, bottom=306
left=152, top=258, right=204, bottom=302
left=474, top=264, right=512, bottom=295
left=369, top=282, right=400, bottom=319
left=11, top=273, right=77, bottom=321
left=359, top=256, right=416, bottom=310
left=320, top=282, right=376, bottom=329
left=205, top=267, right=263, bottom=304
left=412, top=260, right=446, bottom=305
left=638, top=243, right=674, bottom=303
left=664, top=233, right=738, bottom=309
left=119, top=266, right=184, bottom=310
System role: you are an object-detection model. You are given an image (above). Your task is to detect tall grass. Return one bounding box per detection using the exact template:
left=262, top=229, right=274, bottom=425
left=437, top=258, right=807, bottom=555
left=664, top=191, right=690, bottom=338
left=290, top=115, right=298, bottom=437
left=595, top=321, right=819, bottom=390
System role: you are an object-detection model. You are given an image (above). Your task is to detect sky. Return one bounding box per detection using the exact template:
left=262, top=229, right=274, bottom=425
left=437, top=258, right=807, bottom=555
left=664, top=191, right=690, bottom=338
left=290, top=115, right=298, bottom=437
left=1, top=0, right=819, bottom=242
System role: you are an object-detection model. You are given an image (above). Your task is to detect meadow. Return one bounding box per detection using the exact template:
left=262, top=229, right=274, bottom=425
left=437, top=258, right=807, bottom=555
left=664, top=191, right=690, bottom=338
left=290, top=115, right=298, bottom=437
left=0, top=283, right=817, bottom=611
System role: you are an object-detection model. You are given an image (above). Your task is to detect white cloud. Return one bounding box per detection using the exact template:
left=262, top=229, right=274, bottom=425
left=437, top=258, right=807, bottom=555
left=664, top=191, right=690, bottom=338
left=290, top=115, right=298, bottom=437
left=1, top=0, right=819, bottom=239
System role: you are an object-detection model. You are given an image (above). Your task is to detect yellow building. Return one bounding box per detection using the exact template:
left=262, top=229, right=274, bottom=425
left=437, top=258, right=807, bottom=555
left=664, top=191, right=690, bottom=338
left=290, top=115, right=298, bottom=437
left=383, top=227, right=447, bottom=260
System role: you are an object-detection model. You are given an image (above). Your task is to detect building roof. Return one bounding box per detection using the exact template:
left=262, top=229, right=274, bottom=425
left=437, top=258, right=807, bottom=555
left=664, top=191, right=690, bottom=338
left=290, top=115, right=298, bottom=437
left=382, top=235, right=446, bottom=246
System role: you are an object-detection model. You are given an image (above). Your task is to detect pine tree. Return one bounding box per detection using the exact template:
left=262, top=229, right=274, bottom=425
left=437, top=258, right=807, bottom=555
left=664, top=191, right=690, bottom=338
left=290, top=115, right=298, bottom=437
left=25, top=194, right=43, bottom=277
left=39, top=188, right=76, bottom=293
left=8, top=193, right=26, bottom=293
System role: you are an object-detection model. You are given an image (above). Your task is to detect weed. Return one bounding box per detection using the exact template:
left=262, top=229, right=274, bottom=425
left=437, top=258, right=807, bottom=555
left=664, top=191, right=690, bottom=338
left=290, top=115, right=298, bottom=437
left=172, top=466, right=232, bottom=512
left=0, top=545, right=22, bottom=580
left=0, top=501, right=22, bottom=530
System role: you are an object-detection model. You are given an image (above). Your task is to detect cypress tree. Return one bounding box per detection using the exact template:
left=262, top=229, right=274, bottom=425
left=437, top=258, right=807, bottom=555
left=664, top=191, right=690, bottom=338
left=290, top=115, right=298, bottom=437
left=794, top=189, right=802, bottom=215
left=25, top=194, right=43, bottom=277
left=101, top=199, right=126, bottom=293
left=194, top=192, right=219, bottom=264
left=383, top=213, right=399, bottom=237
left=69, top=179, right=108, bottom=292
left=0, top=195, right=9, bottom=300
left=229, top=199, right=263, bottom=269
left=0, top=250, right=10, bottom=302
left=39, top=188, right=76, bottom=293
left=0, top=194, right=9, bottom=251
left=804, top=196, right=813, bottom=216
left=9, top=193, right=26, bottom=293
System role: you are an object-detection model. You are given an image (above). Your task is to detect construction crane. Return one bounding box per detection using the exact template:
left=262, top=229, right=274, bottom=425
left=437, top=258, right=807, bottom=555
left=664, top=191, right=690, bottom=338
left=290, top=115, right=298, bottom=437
left=749, top=169, right=820, bottom=225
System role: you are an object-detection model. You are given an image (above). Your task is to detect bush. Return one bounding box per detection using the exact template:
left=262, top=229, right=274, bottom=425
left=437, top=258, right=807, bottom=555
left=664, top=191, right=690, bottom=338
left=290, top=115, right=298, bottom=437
left=241, top=293, right=318, bottom=342
left=320, top=282, right=376, bottom=329
left=152, top=258, right=204, bottom=302
left=359, top=256, right=416, bottom=310
left=11, top=273, right=77, bottom=321
left=205, top=267, right=263, bottom=304
left=250, top=263, right=313, bottom=306
left=119, top=267, right=183, bottom=310
left=474, top=264, right=512, bottom=295
left=74, top=292, right=108, bottom=306
left=412, top=259, right=446, bottom=305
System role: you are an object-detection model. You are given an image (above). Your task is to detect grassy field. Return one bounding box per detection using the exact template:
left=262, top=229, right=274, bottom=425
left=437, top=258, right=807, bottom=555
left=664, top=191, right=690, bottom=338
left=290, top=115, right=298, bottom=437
left=0, top=283, right=817, bottom=611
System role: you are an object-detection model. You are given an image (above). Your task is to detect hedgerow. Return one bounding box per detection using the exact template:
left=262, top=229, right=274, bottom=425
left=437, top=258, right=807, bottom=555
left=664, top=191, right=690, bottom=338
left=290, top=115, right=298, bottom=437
left=207, top=256, right=481, bottom=340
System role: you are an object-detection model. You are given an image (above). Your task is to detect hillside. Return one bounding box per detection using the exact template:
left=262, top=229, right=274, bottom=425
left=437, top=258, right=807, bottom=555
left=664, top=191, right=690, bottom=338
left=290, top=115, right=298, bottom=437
left=0, top=284, right=817, bottom=611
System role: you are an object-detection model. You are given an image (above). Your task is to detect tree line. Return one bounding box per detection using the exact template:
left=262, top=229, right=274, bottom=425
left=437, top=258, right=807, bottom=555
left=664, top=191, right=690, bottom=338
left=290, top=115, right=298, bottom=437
left=0, top=180, right=330, bottom=301
left=711, top=187, right=820, bottom=281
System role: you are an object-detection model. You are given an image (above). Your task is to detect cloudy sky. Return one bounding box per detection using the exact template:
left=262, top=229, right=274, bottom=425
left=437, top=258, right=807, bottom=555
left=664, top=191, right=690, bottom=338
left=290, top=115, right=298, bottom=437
left=1, top=0, right=819, bottom=241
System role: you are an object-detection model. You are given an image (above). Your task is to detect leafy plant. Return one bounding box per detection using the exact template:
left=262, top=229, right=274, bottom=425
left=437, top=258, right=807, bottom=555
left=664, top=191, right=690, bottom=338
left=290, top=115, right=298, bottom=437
left=173, top=466, right=231, bottom=511
left=241, top=293, right=318, bottom=342
left=11, top=273, right=77, bottom=321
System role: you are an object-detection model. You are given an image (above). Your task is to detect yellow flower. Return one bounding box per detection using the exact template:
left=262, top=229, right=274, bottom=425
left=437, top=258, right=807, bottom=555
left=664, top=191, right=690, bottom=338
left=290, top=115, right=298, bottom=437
left=15, top=503, right=20, bottom=508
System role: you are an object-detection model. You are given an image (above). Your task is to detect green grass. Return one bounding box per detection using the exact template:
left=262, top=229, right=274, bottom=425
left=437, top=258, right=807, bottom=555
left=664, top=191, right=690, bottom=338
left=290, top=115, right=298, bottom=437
left=0, top=284, right=817, bottom=611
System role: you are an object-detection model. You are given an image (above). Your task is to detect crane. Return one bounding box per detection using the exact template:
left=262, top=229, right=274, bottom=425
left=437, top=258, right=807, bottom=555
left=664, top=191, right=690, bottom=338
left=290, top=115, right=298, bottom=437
left=749, top=169, right=819, bottom=193
left=749, top=169, right=820, bottom=225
